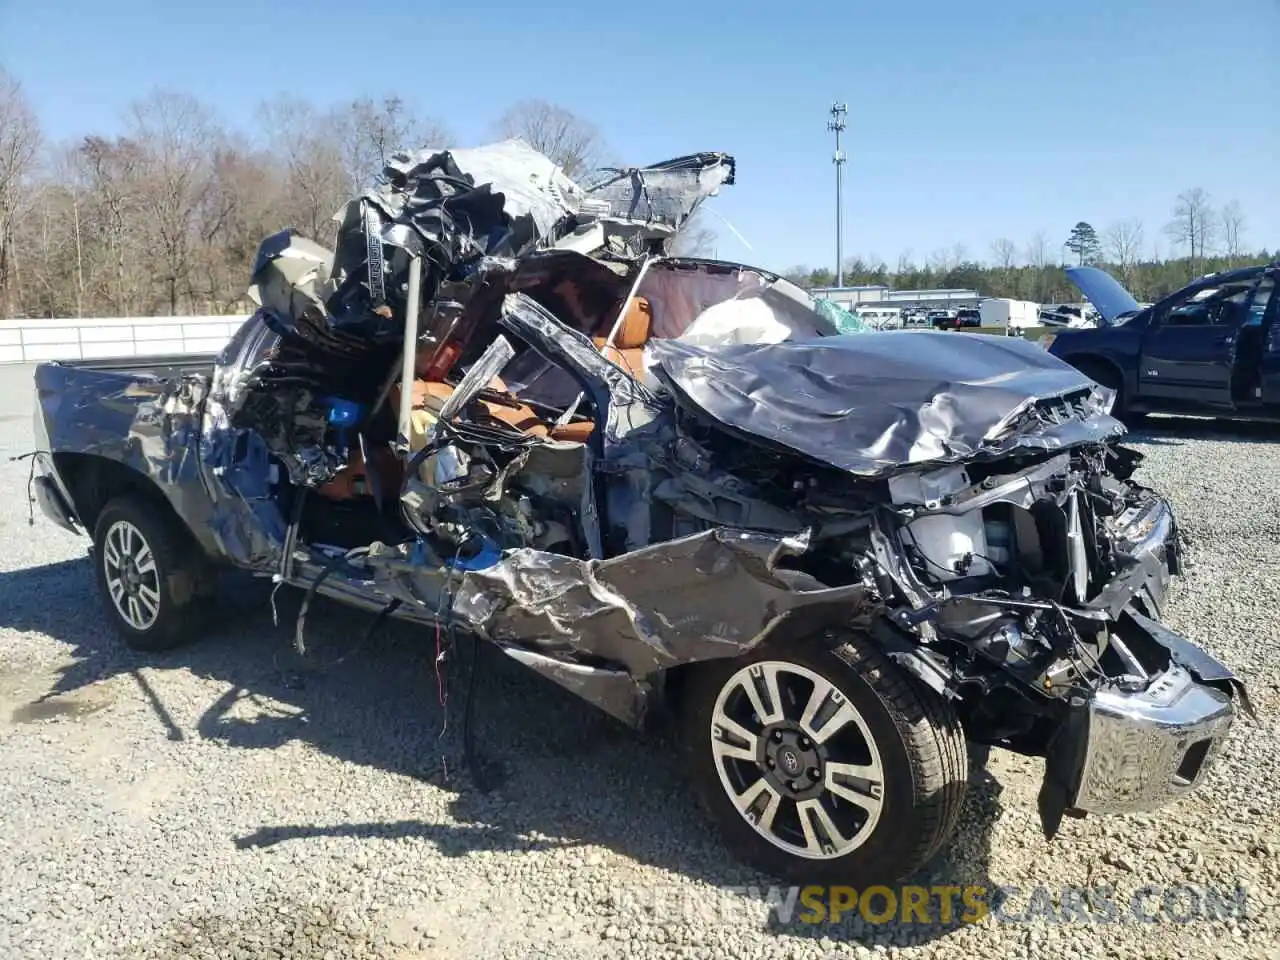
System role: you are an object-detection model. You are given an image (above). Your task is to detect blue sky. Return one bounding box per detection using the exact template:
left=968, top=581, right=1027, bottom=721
left=2, top=0, right=1277, bottom=272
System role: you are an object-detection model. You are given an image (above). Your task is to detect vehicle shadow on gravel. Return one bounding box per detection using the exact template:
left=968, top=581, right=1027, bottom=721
left=0, top=556, right=1007, bottom=951
left=1125, top=416, right=1280, bottom=447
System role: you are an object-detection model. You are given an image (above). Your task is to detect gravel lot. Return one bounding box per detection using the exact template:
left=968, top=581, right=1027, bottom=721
left=0, top=363, right=1277, bottom=960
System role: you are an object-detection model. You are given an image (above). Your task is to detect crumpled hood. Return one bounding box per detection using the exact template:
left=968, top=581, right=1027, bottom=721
left=647, top=331, right=1125, bottom=477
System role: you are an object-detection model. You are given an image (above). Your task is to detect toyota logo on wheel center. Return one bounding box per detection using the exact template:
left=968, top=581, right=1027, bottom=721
left=779, top=749, right=801, bottom=775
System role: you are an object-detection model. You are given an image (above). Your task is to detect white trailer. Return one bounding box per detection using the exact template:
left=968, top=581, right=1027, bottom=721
left=979, top=298, right=1040, bottom=330
left=855, top=306, right=902, bottom=330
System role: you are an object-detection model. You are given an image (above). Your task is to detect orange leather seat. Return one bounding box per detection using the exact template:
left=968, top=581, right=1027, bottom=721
left=592, top=296, right=652, bottom=378
left=391, top=375, right=548, bottom=438
left=476, top=377, right=548, bottom=437
left=546, top=296, right=655, bottom=443
left=316, top=444, right=405, bottom=501
left=389, top=298, right=655, bottom=446
left=548, top=420, right=595, bottom=443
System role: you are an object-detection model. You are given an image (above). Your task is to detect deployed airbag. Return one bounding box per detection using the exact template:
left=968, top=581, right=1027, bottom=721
left=676, top=296, right=800, bottom=349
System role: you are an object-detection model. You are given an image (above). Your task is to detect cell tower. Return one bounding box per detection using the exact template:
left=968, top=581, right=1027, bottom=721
left=828, top=102, right=848, bottom=287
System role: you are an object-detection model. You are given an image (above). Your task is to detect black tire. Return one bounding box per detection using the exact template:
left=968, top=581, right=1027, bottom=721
left=91, top=496, right=211, bottom=651
left=681, top=628, right=968, bottom=886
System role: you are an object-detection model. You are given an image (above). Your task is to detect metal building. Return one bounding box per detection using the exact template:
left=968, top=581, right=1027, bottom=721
left=811, top=285, right=982, bottom=311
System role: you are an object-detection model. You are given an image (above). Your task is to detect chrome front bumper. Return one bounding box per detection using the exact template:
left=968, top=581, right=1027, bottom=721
left=1064, top=495, right=1239, bottom=815
left=1038, top=608, right=1246, bottom=835
left=1070, top=663, right=1235, bottom=815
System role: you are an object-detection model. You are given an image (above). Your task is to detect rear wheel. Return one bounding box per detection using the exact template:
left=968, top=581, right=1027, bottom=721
left=92, top=497, right=212, bottom=651
left=681, top=629, right=968, bottom=885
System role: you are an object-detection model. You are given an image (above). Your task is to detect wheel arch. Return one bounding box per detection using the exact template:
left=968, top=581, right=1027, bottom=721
left=1061, top=352, right=1126, bottom=391
left=53, top=453, right=208, bottom=558
left=656, top=602, right=863, bottom=727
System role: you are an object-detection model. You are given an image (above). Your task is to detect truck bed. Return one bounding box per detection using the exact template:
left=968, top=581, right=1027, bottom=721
left=45, top=352, right=218, bottom=381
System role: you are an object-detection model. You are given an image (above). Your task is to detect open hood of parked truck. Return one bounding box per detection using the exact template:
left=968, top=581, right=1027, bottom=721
left=1064, top=266, right=1142, bottom=325
left=647, top=331, right=1125, bottom=478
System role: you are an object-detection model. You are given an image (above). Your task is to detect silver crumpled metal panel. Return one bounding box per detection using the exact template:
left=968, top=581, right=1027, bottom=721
left=393, top=139, right=587, bottom=240
left=647, top=331, right=1127, bottom=479
left=447, top=527, right=870, bottom=677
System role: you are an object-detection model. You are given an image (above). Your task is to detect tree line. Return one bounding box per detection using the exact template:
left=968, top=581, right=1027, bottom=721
left=0, top=69, right=708, bottom=320
left=1, top=67, right=1271, bottom=320
left=787, top=193, right=1271, bottom=305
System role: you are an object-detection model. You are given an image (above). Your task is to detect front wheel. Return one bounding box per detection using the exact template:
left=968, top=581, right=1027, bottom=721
left=682, top=629, right=968, bottom=886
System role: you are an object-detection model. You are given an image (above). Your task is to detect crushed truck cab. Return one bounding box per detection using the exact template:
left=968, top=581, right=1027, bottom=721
left=29, top=139, right=1249, bottom=886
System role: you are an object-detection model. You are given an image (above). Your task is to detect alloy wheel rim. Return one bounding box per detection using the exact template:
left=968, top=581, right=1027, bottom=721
left=710, top=660, right=885, bottom=859
left=103, top=520, right=161, bottom=631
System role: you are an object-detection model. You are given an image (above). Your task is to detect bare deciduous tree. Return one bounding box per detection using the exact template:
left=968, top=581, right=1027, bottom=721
left=668, top=209, right=717, bottom=256
left=988, top=238, right=1018, bottom=297
left=1165, top=187, right=1216, bottom=273
left=1024, top=231, right=1051, bottom=300
left=1104, top=218, right=1144, bottom=280
left=78, top=134, right=147, bottom=315
left=1220, top=200, right=1246, bottom=263
left=257, top=95, right=348, bottom=244
left=0, top=68, right=42, bottom=315
left=1024, top=231, right=1049, bottom=269
left=35, top=146, right=92, bottom=317
left=896, top=250, right=914, bottom=274
left=129, top=91, right=221, bottom=314
left=333, top=96, right=452, bottom=194
left=494, top=99, right=606, bottom=179
left=191, top=141, right=281, bottom=313
left=989, top=238, right=1016, bottom=270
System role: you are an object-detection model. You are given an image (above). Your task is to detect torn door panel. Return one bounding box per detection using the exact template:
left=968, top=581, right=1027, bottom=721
left=499, top=647, right=647, bottom=727
left=362, top=527, right=869, bottom=725
left=198, top=418, right=290, bottom=569
left=447, top=528, right=870, bottom=677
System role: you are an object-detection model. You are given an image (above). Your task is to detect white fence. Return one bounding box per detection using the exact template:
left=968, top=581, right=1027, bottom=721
left=0, top=315, right=248, bottom=364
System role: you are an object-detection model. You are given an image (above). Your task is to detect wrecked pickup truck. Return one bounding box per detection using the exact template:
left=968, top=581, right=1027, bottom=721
left=28, top=140, right=1248, bottom=885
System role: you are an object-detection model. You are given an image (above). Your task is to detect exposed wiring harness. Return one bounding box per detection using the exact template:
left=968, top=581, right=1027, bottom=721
left=10, top=451, right=46, bottom=527
left=463, top=629, right=493, bottom=793
left=293, top=546, right=382, bottom=666
left=433, top=541, right=496, bottom=793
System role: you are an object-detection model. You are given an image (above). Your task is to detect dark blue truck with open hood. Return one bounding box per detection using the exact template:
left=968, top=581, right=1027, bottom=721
left=26, top=141, right=1249, bottom=887
left=1045, top=263, right=1280, bottom=421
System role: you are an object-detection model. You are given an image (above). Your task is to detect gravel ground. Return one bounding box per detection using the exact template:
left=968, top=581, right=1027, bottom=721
left=0, top=364, right=1277, bottom=960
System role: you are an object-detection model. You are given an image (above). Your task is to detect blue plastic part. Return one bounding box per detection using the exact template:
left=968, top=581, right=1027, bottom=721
left=220, top=430, right=273, bottom=499
left=411, top=538, right=430, bottom=566
left=447, top=536, right=502, bottom=572
left=322, top=396, right=364, bottom=427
